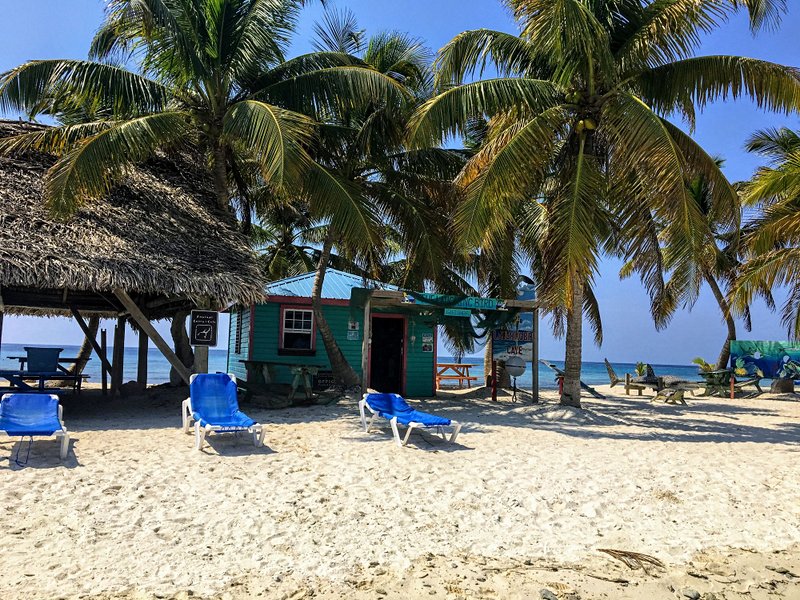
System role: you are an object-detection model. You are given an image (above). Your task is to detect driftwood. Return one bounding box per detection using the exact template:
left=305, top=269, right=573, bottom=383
left=598, top=549, right=665, bottom=575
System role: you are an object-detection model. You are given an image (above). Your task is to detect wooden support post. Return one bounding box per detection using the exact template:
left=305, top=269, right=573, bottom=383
left=111, top=317, right=126, bottom=395
left=101, top=329, right=108, bottom=396
left=491, top=360, right=498, bottom=402
left=113, top=289, right=191, bottom=385
left=361, top=297, right=371, bottom=392
left=70, top=307, right=113, bottom=378
left=531, top=307, right=539, bottom=404
left=137, top=329, right=149, bottom=386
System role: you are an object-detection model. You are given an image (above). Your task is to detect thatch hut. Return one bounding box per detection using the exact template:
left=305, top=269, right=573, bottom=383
left=0, top=120, right=265, bottom=387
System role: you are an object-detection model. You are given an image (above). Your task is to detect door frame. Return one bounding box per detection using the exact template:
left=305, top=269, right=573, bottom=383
left=367, top=313, right=408, bottom=396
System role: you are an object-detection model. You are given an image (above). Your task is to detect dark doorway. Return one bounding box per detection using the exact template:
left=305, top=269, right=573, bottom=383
left=369, top=317, right=405, bottom=394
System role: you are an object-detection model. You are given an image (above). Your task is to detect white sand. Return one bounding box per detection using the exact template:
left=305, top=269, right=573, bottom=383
left=1, top=385, right=799, bottom=599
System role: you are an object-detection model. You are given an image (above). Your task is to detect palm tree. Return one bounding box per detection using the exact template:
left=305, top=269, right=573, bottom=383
left=0, top=0, right=405, bottom=218
left=621, top=166, right=774, bottom=370
left=409, top=0, right=798, bottom=407
left=283, top=11, right=466, bottom=387
left=735, top=127, right=800, bottom=340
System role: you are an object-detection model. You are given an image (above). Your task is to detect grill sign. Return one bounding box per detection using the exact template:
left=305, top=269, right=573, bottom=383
left=190, top=310, right=219, bottom=347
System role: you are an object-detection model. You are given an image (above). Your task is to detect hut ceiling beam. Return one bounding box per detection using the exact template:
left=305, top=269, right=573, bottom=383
left=113, top=288, right=191, bottom=385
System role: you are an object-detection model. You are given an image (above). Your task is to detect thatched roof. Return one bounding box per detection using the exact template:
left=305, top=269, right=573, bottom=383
left=0, top=120, right=265, bottom=317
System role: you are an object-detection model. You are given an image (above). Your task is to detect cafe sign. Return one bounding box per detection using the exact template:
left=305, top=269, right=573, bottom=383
left=492, top=281, right=536, bottom=362
left=404, top=293, right=503, bottom=311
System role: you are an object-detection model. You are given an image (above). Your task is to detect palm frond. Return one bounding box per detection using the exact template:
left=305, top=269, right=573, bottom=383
left=407, top=77, right=561, bottom=147
left=638, top=56, right=800, bottom=117
left=42, top=110, right=192, bottom=215
left=223, top=99, right=314, bottom=186
left=435, top=29, right=538, bottom=85
left=0, top=59, right=169, bottom=117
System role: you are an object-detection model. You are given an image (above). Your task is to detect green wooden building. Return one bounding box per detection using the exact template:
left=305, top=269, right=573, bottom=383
left=227, top=269, right=438, bottom=397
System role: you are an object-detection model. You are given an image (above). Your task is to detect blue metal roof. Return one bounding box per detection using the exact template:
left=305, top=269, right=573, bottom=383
left=265, top=269, right=398, bottom=300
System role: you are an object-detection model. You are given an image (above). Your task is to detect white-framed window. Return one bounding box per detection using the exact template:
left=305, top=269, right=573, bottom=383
left=281, top=307, right=315, bottom=351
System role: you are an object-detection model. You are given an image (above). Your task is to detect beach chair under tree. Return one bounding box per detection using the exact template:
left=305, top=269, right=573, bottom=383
left=182, top=373, right=266, bottom=451
left=0, top=393, right=70, bottom=462
left=604, top=359, right=646, bottom=396
left=359, top=393, right=462, bottom=447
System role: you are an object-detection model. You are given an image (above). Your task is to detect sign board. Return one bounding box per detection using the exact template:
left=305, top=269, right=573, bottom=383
left=347, top=329, right=360, bottom=341
left=404, top=293, right=500, bottom=311
left=444, top=308, right=472, bottom=318
left=492, top=282, right=536, bottom=362
left=314, top=371, right=336, bottom=390
left=190, top=310, right=219, bottom=346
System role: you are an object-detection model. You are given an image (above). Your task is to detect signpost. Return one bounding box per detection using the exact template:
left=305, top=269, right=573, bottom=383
left=190, top=310, right=219, bottom=374
left=491, top=280, right=537, bottom=402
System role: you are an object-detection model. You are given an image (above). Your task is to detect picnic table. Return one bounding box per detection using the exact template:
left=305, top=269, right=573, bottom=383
left=240, top=359, right=321, bottom=404
left=2, top=356, right=90, bottom=394
left=436, top=363, right=479, bottom=389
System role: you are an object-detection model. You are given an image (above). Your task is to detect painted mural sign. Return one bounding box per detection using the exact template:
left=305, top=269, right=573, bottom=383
left=492, top=282, right=536, bottom=363
left=729, top=340, right=800, bottom=380
left=403, top=293, right=501, bottom=311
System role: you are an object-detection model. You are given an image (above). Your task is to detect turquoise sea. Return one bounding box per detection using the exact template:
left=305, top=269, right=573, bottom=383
left=0, top=343, right=701, bottom=388
left=436, top=356, right=701, bottom=390
left=0, top=343, right=229, bottom=385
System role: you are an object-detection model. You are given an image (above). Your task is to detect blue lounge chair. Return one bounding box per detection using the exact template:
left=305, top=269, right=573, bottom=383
left=359, top=393, right=462, bottom=447
left=0, top=394, right=70, bottom=460
left=181, top=373, right=265, bottom=451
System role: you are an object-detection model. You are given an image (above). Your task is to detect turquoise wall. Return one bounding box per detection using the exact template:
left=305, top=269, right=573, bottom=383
left=230, top=302, right=436, bottom=397
left=250, top=303, right=364, bottom=385
left=404, top=313, right=436, bottom=397
left=226, top=307, right=250, bottom=381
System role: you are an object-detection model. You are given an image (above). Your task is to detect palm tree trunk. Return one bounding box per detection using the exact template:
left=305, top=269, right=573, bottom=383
left=68, top=316, right=99, bottom=376
left=169, top=311, right=194, bottom=386
left=704, top=272, right=736, bottom=370
left=312, top=231, right=361, bottom=388
left=212, top=142, right=230, bottom=211
left=561, top=278, right=584, bottom=408
left=484, top=339, right=493, bottom=387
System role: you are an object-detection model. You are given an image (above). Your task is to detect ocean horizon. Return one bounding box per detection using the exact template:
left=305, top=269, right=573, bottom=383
left=0, top=342, right=702, bottom=388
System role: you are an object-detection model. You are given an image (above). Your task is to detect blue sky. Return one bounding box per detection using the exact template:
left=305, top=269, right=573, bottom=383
left=0, top=1, right=798, bottom=364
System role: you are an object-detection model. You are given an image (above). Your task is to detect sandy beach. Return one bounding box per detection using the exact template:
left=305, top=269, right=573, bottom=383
left=1, top=385, right=799, bottom=599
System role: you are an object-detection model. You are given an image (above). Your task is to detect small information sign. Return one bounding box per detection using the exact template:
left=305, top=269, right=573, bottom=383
left=190, top=310, right=219, bottom=346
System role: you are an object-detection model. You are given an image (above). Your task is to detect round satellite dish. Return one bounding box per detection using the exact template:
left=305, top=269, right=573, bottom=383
left=505, top=356, right=526, bottom=377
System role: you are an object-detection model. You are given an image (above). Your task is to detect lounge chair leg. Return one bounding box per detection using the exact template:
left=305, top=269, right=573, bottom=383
left=390, top=417, right=402, bottom=447
left=449, top=423, right=462, bottom=444
left=358, top=399, right=367, bottom=431
left=253, top=426, right=265, bottom=447
left=402, top=424, right=416, bottom=446
left=181, top=399, right=192, bottom=433
left=59, top=432, right=69, bottom=459
left=194, top=422, right=206, bottom=451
